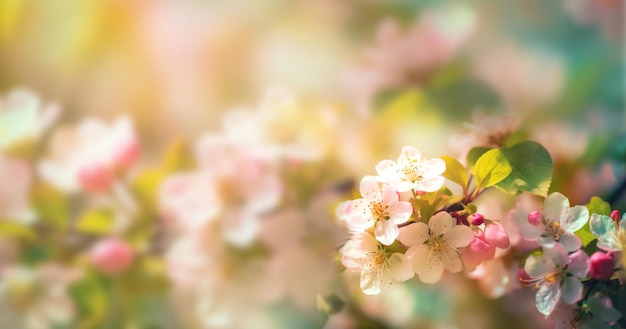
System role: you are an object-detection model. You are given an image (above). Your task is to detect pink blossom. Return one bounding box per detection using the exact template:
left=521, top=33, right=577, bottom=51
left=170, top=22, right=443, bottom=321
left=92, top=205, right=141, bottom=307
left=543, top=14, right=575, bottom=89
left=39, top=116, right=139, bottom=193
left=588, top=252, right=615, bottom=280
left=375, top=146, right=446, bottom=193
left=0, top=154, right=34, bottom=223
left=90, top=238, right=135, bottom=275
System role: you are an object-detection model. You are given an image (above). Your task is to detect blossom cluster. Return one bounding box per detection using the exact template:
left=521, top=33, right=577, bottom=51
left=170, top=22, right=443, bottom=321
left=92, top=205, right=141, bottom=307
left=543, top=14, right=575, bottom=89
left=338, top=146, right=511, bottom=294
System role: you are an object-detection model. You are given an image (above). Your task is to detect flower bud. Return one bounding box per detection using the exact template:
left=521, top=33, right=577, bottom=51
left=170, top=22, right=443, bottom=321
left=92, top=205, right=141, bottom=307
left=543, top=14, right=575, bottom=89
left=78, top=163, right=113, bottom=193
left=90, top=238, right=135, bottom=275
left=589, top=252, right=615, bottom=280
left=470, top=213, right=485, bottom=226
left=485, top=222, right=510, bottom=249
left=527, top=210, right=541, bottom=225
left=517, top=268, right=531, bottom=285
left=610, top=210, right=620, bottom=222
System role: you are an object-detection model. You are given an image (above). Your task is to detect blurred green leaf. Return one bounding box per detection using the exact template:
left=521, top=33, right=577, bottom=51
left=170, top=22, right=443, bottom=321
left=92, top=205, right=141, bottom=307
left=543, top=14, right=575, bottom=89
left=441, top=155, right=468, bottom=187
left=0, top=220, right=35, bottom=240
left=586, top=196, right=611, bottom=216
left=75, top=208, right=115, bottom=235
left=31, top=182, right=69, bottom=230
left=317, top=293, right=345, bottom=315
left=474, top=148, right=512, bottom=189
left=496, top=141, right=553, bottom=197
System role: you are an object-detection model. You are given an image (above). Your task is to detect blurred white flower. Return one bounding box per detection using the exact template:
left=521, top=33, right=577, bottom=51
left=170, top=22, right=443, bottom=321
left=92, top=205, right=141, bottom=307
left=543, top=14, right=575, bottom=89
left=0, top=88, right=59, bottom=151
left=375, top=146, right=446, bottom=193
left=0, top=154, right=35, bottom=223
left=590, top=212, right=626, bottom=252
left=38, top=116, right=139, bottom=193
left=449, top=110, right=519, bottom=164
left=0, top=264, right=77, bottom=329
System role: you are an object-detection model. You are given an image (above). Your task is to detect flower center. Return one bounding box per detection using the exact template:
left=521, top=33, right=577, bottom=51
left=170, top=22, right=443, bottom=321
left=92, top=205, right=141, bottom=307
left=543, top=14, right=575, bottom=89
left=542, top=220, right=566, bottom=241
left=401, top=157, right=425, bottom=183
left=369, top=201, right=390, bottom=221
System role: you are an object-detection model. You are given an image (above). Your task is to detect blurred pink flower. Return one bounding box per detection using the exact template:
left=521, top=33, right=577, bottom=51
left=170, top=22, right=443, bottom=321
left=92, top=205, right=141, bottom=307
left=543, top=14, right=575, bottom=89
left=342, top=6, right=475, bottom=115
left=38, top=116, right=139, bottom=193
left=449, top=110, right=519, bottom=164
left=0, top=154, right=34, bottom=223
left=564, top=0, right=624, bottom=41
left=89, top=237, right=135, bottom=275
left=0, top=264, right=78, bottom=329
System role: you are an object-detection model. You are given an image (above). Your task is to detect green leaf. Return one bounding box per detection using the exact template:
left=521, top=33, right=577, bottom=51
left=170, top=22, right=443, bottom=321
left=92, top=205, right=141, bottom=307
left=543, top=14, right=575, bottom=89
left=0, top=221, right=35, bottom=240
left=496, top=141, right=553, bottom=197
left=30, top=182, right=69, bottom=230
left=473, top=148, right=512, bottom=189
left=466, top=147, right=490, bottom=170
left=441, top=156, right=468, bottom=187
left=75, top=209, right=115, bottom=235
left=586, top=196, right=611, bottom=216
left=316, top=293, right=345, bottom=315
left=575, top=225, right=596, bottom=247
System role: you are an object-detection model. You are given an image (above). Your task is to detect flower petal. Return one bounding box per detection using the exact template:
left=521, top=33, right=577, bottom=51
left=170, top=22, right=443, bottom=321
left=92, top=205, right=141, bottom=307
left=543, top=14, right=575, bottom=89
left=567, top=249, right=590, bottom=279
left=561, top=205, right=589, bottom=233
left=388, top=201, right=413, bottom=225
left=536, top=284, right=561, bottom=316
left=360, top=265, right=388, bottom=295
left=590, top=214, right=620, bottom=251
left=558, top=234, right=581, bottom=252
left=375, top=220, right=399, bottom=246
left=380, top=183, right=399, bottom=205
left=389, top=253, right=414, bottom=282
left=544, top=192, right=569, bottom=223
left=561, top=276, right=583, bottom=305
left=398, top=222, right=429, bottom=246
left=359, top=175, right=381, bottom=201
left=587, top=292, right=623, bottom=323
left=525, top=254, right=551, bottom=277
left=400, top=146, right=421, bottom=158
left=423, top=158, right=446, bottom=177
left=415, top=176, right=445, bottom=192
left=429, top=212, right=454, bottom=235
left=443, top=225, right=474, bottom=248
left=408, top=244, right=443, bottom=284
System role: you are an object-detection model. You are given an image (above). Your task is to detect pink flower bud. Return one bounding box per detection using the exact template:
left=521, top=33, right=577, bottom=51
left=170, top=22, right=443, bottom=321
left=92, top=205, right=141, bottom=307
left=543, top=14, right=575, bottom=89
left=589, top=252, right=615, bottom=280
left=527, top=210, right=542, bottom=225
left=78, top=163, right=113, bottom=193
left=610, top=210, right=620, bottom=222
left=113, top=139, right=140, bottom=171
left=464, top=231, right=496, bottom=265
left=518, top=268, right=531, bottom=285
left=485, top=222, right=510, bottom=249
left=90, top=238, right=135, bottom=275
left=470, top=213, right=485, bottom=226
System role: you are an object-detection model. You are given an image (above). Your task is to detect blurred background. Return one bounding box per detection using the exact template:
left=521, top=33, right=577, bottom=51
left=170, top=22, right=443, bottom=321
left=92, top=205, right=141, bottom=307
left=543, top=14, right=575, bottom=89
left=0, top=0, right=624, bottom=328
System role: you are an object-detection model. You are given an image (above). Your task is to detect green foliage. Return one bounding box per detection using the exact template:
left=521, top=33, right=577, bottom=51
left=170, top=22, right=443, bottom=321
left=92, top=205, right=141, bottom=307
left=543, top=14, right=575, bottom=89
left=0, top=220, right=35, bottom=240
left=441, top=155, right=468, bottom=187
left=473, top=148, right=512, bottom=189
left=496, top=141, right=553, bottom=197
left=466, top=147, right=490, bottom=170
left=31, top=182, right=69, bottom=230
left=75, top=208, right=115, bottom=235
left=586, top=196, right=611, bottom=216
